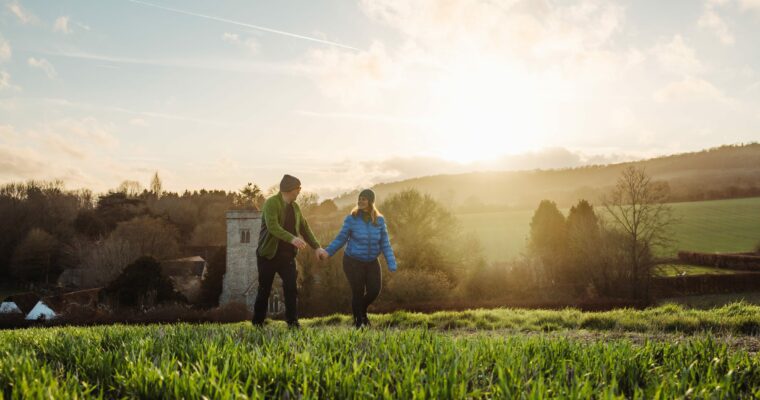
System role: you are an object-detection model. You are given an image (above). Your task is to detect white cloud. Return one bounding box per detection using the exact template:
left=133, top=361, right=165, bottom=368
left=50, top=117, right=119, bottom=148
left=305, top=0, right=632, bottom=106
left=42, top=97, right=241, bottom=128
left=360, top=0, right=624, bottom=59
left=651, top=35, right=705, bottom=76
left=28, top=57, right=57, bottom=79
left=45, top=133, right=87, bottom=159
left=129, top=118, right=149, bottom=127
left=53, top=16, right=72, bottom=34
left=698, top=3, right=735, bottom=45
left=6, top=1, right=36, bottom=24
left=0, top=124, right=18, bottom=139
left=654, top=77, right=729, bottom=103
left=305, top=41, right=397, bottom=104
left=221, top=32, right=259, bottom=53
left=43, top=49, right=300, bottom=75
left=0, top=144, right=47, bottom=178
left=0, top=36, right=10, bottom=62
left=0, top=70, right=12, bottom=91
left=27, top=57, right=58, bottom=79
left=738, top=0, right=760, bottom=11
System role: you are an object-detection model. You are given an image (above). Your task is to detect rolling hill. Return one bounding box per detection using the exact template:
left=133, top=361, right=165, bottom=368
left=333, top=143, right=760, bottom=210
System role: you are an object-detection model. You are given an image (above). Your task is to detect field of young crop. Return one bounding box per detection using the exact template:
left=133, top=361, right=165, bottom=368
left=1, top=303, right=759, bottom=399
left=458, top=196, right=760, bottom=262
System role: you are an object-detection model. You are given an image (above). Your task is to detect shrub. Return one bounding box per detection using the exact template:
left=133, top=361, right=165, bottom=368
left=462, top=263, right=510, bottom=300
left=381, top=269, right=452, bottom=305
left=10, top=228, right=59, bottom=282
left=99, top=256, right=185, bottom=311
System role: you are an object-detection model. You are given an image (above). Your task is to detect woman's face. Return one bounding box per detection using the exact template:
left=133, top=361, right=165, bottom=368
left=357, top=196, right=370, bottom=211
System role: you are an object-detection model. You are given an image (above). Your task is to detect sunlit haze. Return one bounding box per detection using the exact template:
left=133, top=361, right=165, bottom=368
left=1, top=0, right=759, bottom=198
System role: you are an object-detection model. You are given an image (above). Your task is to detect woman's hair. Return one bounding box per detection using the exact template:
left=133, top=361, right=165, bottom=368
left=351, top=203, right=383, bottom=225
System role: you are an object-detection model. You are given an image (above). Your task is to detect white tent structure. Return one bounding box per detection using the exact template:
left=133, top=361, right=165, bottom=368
left=1, top=293, right=39, bottom=316
left=0, top=301, right=22, bottom=314
left=25, top=300, right=57, bottom=320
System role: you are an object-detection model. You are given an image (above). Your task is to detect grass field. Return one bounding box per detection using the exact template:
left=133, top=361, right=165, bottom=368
left=652, top=264, right=737, bottom=277
left=458, top=196, right=760, bottom=262
left=1, top=303, right=759, bottom=399
left=657, top=292, right=760, bottom=308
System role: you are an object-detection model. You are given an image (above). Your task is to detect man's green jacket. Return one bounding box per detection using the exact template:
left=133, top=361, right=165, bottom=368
left=257, top=192, right=320, bottom=259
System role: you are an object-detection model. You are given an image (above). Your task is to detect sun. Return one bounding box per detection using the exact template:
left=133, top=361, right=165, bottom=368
left=426, top=60, right=551, bottom=164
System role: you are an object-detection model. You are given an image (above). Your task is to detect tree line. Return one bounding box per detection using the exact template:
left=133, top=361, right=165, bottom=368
left=1, top=166, right=674, bottom=313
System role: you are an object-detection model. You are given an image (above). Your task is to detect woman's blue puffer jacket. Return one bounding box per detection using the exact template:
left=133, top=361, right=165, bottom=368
left=325, top=212, right=397, bottom=271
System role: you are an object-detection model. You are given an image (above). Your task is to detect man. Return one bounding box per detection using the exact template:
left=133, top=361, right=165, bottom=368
left=252, top=174, right=324, bottom=328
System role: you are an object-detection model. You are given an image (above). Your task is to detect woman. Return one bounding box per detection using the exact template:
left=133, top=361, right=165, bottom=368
left=318, top=189, right=397, bottom=328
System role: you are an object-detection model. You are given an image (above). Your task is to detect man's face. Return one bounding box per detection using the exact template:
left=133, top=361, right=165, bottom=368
left=285, top=186, right=301, bottom=201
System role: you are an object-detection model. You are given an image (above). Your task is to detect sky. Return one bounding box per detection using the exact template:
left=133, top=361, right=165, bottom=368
left=0, top=0, right=759, bottom=199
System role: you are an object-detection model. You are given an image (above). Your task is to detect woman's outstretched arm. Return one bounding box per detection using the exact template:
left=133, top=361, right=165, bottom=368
left=325, top=215, right=352, bottom=257
left=379, top=217, right=397, bottom=271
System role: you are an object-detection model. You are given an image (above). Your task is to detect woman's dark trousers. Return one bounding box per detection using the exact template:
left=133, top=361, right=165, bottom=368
left=252, top=253, right=298, bottom=325
left=343, top=255, right=381, bottom=326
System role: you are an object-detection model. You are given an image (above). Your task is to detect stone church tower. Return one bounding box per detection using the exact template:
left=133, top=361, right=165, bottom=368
left=219, top=210, right=261, bottom=310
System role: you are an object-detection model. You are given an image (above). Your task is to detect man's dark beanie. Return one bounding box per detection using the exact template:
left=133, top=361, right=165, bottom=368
left=359, top=188, right=376, bottom=204
left=280, top=174, right=301, bottom=192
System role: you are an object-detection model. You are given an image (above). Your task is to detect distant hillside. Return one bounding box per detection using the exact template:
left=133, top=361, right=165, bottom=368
left=333, top=143, right=760, bottom=210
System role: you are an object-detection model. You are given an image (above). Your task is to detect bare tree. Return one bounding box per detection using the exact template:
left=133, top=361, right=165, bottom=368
left=76, top=237, right=141, bottom=288
left=10, top=228, right=58, bottom=283
left=110, top=216, right=180, bottom=261
left=602, top=166, right=675, bottom=300
left=150, top=172, right=163, bottom=199
left=116, top=180, right=144, bottom=198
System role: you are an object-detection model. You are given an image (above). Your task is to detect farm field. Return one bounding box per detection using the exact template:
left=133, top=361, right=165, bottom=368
left=458, top=196, right=760, bottom=262
left=1, top=303, right=759, bottom=399
left=652, top=264, right=737, bottom=277
left=656, top=291, right=760, bottom=308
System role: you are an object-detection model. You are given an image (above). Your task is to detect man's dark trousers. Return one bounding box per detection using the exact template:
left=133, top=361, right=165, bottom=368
left=252, top=253, right=298, bottom=324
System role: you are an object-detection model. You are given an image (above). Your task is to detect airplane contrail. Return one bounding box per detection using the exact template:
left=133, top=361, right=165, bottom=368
left=127, top=0, right=361, bottom=51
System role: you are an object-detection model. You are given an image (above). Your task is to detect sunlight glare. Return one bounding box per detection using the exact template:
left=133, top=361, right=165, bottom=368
left=428, top=61, right=550, bottom=163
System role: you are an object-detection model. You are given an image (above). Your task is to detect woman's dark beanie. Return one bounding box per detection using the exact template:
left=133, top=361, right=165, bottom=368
left=280, top=174, right=301, bottom=192
left=359, top=189, right=376, bottom=204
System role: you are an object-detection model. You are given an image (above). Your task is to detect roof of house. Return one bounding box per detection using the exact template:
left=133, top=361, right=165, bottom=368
left=161, top=256, right=207, bottom=277
left=60, top=288, right=101, bottom=304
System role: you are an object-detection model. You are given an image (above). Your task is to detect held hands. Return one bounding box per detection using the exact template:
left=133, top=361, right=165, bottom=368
left=315, top=248, right=329, bottom=261
left=290, top=237, right=308, bottom=250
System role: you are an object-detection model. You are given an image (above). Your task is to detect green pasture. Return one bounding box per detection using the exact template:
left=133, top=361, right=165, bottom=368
left=458, top=196, right=760, bottom=262
left=1, top=303, right=759, bottom=399
left=652, top=264, right=736, bottom=277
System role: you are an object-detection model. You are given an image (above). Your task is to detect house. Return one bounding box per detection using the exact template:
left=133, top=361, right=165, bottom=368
left=59, top=288, right=101, bottom=309
left=24, top=288, right=102, bottom=321
left=160, top=256, right=208, bottom=304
